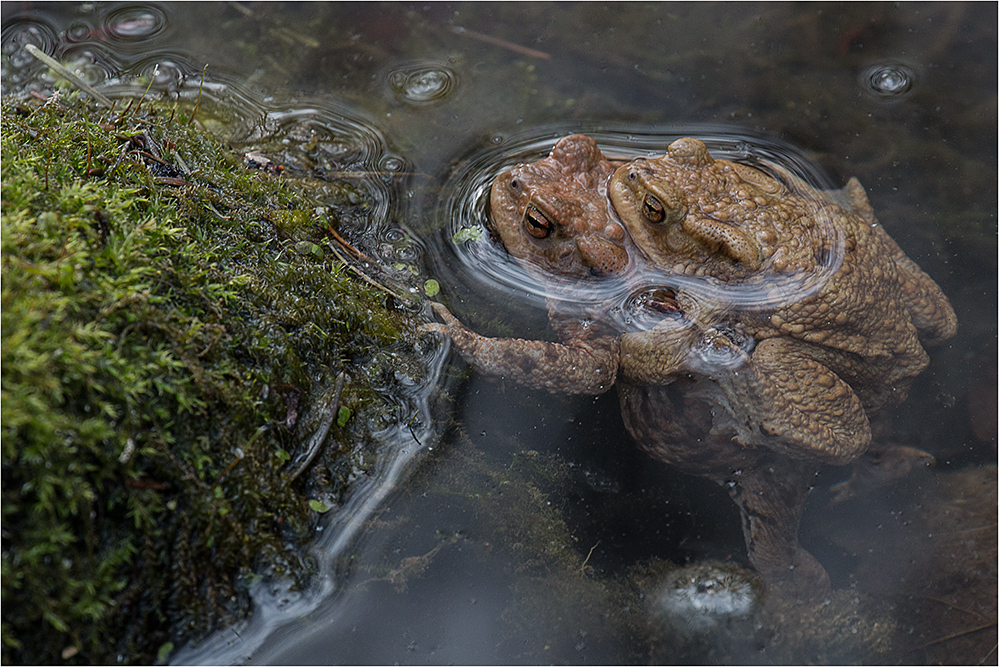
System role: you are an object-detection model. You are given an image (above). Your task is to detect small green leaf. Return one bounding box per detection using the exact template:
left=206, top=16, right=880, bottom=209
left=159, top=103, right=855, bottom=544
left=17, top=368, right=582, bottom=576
left=423, top=279, right=440, bottom=297
left=156, top=642, right=174, bottom=663
left=309, top=499, right=332, bottom=513
left=275, top=448, right=290, bottom=463
left=452, top=226, right=482, bottom=244
left=43, top=611, right=69, bottom=633
left=336, top=405, right=351, bottom=428
left=294, top=241, right=323, bottom=258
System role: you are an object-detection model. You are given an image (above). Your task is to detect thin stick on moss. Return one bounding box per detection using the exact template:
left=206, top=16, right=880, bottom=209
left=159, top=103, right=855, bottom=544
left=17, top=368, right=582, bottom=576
left=24, top=44, right=114, bottom=108
left=188, top=64, right=208, bottom=126
left=325, top=242, right=412, bottom=303
left=325, top=220, right=373, bottom=262
left=289, top=371, right=345, bottom=481
left=131, top=65, right=159, bottom=118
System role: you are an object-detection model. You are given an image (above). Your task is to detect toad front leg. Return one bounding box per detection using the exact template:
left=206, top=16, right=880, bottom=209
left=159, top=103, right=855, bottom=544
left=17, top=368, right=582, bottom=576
left=420, top=302, right=619, bottom=395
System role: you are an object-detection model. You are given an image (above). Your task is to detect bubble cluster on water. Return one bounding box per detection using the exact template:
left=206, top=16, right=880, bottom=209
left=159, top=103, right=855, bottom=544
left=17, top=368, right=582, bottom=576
left=1, top=4, right=176, bottom=97
left=1, top=16, right=59, bottom=71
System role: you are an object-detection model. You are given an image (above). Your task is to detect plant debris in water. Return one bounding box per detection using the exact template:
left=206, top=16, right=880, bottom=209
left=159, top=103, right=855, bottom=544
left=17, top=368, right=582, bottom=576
left=0, top=92, right=425, bottom=664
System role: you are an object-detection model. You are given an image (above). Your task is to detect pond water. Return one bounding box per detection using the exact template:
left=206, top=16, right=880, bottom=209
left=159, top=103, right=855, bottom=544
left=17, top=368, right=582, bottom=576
left=3, top=3, right=996, bottom=664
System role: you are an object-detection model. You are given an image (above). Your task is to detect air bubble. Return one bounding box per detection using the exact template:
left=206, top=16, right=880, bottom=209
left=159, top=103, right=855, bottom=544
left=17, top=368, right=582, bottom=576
left=387, top=62, right=458, bottom=107
left=104, top=6, right=167, bottom=41
left=380, top=155, right=406, bottom=172
left=861, top=63, right=915, bottom=98
left=1, top=18, right=58, bottom=67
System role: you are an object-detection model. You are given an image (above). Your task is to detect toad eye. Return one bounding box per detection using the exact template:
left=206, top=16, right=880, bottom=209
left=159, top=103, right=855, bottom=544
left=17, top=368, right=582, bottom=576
left=524, top=206, right=552, bottom=239
left=509, top=178, right=521, bottom=191
left=642, top=194, right=666, bottom=224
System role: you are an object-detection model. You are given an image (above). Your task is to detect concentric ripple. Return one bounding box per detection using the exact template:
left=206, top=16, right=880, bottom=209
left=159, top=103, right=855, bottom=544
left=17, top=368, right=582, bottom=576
left=103, top=5, right=168, bottom=42
left=387, top=61, right=458, bottom=107
left=860, top=62, right=916, bottom=99
left=1, top=17, right=58, bottom=68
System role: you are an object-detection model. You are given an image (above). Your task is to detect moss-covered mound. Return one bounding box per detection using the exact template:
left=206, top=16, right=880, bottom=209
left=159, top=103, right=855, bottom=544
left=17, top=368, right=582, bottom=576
left=1, top=94, right=424, bottom=664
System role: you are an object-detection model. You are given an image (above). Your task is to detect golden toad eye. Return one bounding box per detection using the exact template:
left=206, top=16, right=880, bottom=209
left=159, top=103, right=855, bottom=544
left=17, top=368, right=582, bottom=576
left=524, top=206, right=552, bottom=239
left=642, top=194, right=666, bottom=223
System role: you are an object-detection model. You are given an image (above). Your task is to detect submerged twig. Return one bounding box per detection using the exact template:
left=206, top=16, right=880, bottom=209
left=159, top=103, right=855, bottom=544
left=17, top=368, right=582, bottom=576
left=362, top=542, right=446, bottom=592
left=919, top=596, right=989, bottom=622
left=289, top=371, right=345, bottom=481
left=918, top=622, right=998, bottom=650
left=24, top=44, right=114, bottom=108
left=449, top=26, right=551, bottom=60
left=579, top=540, right=601, bottom=576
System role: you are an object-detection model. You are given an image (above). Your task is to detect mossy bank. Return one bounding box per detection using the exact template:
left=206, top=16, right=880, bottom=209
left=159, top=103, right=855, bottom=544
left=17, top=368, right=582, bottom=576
left=1, top=94, right=429, bottom=664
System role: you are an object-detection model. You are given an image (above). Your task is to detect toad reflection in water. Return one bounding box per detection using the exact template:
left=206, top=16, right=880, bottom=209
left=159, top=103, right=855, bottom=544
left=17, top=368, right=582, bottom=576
left=421, top=135, right=956, bottom=600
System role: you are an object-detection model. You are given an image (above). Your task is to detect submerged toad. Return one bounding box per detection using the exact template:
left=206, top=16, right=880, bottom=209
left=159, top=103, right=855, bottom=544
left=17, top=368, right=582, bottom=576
left=422, top=135, right=956, bottom=599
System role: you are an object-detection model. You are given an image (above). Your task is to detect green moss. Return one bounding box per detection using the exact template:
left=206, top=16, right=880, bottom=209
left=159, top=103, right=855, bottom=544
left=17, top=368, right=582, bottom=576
left=1, top=95, right=424, bottom=664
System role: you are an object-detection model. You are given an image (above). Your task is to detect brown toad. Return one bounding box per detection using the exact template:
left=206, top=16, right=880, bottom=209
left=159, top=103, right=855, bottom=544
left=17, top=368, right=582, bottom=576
left=426, top=134, right=628, bottom=395
left=422, top=134, right=956, bottom=600
left=609, top=137, right=956, bottom=420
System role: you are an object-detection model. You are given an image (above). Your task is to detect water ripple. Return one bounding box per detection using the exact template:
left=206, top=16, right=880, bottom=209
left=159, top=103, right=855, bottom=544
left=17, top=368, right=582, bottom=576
left=102, top=5, right=169, bottom=42
left=1, top=17, right=58, bottom=68
left=861, top=62, right=916, bottom=99
left=386, top=61, right=459, bottom=107
left=427, top=123, right=847, bottom=333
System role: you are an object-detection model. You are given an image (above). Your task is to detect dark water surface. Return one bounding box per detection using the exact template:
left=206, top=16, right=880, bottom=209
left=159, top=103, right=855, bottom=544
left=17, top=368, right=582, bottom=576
left=3, top=3, right=996, bottom=664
